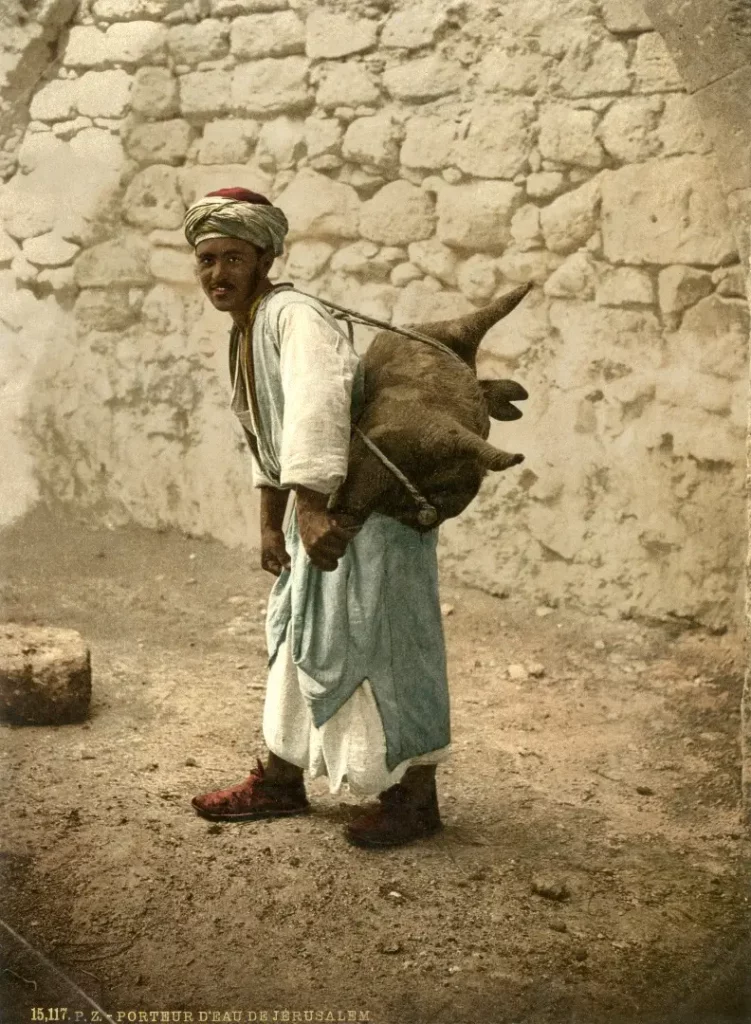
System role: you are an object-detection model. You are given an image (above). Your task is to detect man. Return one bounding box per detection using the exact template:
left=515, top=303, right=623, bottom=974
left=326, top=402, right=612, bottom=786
left=184, top=187, right=450, bottom=848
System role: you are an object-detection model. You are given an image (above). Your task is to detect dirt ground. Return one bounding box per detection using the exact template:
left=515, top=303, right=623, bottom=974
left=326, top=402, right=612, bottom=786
left=0, top=505, right=749, bottom=1024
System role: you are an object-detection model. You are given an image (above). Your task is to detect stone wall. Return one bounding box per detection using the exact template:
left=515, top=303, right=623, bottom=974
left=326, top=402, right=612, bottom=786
left=1, top=0, right=748, bottom=629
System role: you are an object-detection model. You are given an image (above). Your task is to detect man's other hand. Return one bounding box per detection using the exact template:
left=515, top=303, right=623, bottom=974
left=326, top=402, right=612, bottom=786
left=296, top=487, right=357, bottom=572
left=261, top=528, right=291, bottom=577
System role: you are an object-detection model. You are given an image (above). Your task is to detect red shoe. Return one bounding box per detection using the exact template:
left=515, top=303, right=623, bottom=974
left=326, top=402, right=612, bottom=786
left=346, top=782, right=442, bottom=849
left=191, top=759, right=309, bottom=822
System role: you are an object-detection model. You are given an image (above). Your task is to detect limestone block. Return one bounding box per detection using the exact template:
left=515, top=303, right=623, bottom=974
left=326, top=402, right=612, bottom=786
left=63, top=26, right=108, bottom=67
left=597, top=98, right=661, bottom=163
left=256, top=117, right=306, bottom=170
left=549, top=302, right=663, bottom=392
left=141, top=284, right=186, bottom=333
left=304, top=117, right=343, bottom=159
left=197, top=120, right=259, bottom=164
left=92, top=0, right=183, bottom=16
left=359, top=181, right=435, bottom=247
left=102, top=22, right=168, bottom=64
left=392, top=280, right=474, bottom=323
left=655, top=370, right=732, bottom=416
left=495, top=248, right=565, bottom=284
left=477, top=50, right=552, bottom=96
left=0, top=624, right=91, bottom=725
left=148, top=229, right=189, bottom=248
left=285, top=240, right=333, bottom=281
left=232, top=58, right=310, bottom=117
left=407, top=239, right=458, bottom=286
left=510, top=204, right=543, bottom=251
left=667, top=296, right=749, bottom=380
left=77, top=71, right=132, bottom=118
left=456, top=254, right=498, bottom=303
left=317, top=64, right=380, bottom=110
left=596, top=266, right=654, bottom=306
left=390, top=262, right=423, bottom=286
left=0, top=227, right=20, bottom=263
left=16, top=131, right=66, bottom=173
left=658, top=266, right=714, bottom=316
left=526, top=171, right=565, bottom=200
left=383, top=55, right=463, bottom=102
left=168, top=20, right=229, bottom=63
left=538, top=105, right=605, bottom=168
left=150, top=248, right=195, bottom=283
left=180, top=69, right=233, bottom=117
left=126, top=120, right=192, bottom=165
left=29, top=79, right=78, bottom=121
left=124, top=166, right=185, bottom=230
left=342, top=113, right=401, bottom=171
left=600, top=157, right=736, bottom=266
left=212, top=0, right=288, bottom=12
left=2, top=189, right=58, bottom=240
left=329, top=240, right=380, bottom=276
left=381, top=3, right=445, bottom=49
left=400, top=116, right=458, bottom=170
left=231, top=12, right=304, bottom=59
left=179, top=163, right=273, bottom=205
left=454, top=101, right=536, bottom=179
left=275, top=169, right=360, bottom=239
left=558, top=38, right=631, bottom=97
left=543, top=251, right=596, bottom=299
left=657, top=95, right=711, bottom=156
left=74, top=238, right=153, bottom=287
left=600, top=0, right=652, bottom=33
left=435, top=180, right=523, bottom=251
left=540, top=177, right=601, bottom=255
left=632, top=33, right=683, bottom=92
left=306, top=12, right=377, bottom=60
left=22, top=233, right=79, bottom=267
left=74, top=288, right=138, bottom=330
left=132, top=67, right=179, bottom=118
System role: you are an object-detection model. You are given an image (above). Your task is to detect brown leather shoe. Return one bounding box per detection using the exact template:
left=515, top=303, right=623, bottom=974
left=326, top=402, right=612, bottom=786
left=191, top=759, right=309, bottom=822
left=345, top=781, right=442, bottom=849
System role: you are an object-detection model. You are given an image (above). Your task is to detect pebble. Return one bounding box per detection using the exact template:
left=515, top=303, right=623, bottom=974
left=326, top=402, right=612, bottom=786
left=184, top=757, right=198, bottom=767
left=441, top=604, right=455, bottom=617
left=387, top=890, right=405, bottom=902
left=381, top=942, right=402, bottom=954
left=550, top=920, right=568, bottom=933
left=636, top=785, right=655, bottom=796
left=594, top=640, right=605, bottom=650
left=531, top=876, right=570, bottom=902
left=535, top=605, right=554, bottom=617
left=527, top=662, right=546, bottom=678
left=508, top=664, right=528, bottom=681
left=227, top=595, right=248, bottom=605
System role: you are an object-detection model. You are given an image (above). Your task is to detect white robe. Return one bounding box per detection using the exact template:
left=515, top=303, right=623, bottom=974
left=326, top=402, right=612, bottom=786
left=231, top=287, right=450, bottom=796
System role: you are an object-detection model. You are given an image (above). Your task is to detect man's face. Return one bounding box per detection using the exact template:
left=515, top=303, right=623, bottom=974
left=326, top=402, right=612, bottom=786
left=195, top=236, right=273, bottom=314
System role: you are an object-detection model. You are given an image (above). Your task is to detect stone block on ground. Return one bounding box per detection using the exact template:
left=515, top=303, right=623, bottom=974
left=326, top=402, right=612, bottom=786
left=0, top=624, right=91, bottom=725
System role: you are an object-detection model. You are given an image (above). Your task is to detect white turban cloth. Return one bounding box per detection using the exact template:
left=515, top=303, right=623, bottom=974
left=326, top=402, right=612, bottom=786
left=183, top=196, right=289, bottom=257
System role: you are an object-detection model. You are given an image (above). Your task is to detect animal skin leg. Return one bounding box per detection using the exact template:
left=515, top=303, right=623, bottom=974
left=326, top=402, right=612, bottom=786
left=454, top=426, right=525, bottom=471
left=480, top=379, right=528, bottom=421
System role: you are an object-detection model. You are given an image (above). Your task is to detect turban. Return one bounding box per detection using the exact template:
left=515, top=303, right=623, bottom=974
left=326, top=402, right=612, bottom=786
left=183, top=187, right=289, bottom=257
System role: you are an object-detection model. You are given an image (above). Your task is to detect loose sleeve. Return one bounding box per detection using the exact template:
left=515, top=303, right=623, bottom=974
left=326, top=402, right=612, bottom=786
left=276, top=300, right=358, bottom=494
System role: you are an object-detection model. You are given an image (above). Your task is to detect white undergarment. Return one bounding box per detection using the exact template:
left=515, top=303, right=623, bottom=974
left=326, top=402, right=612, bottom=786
left=262, top=638, right=450, bottom=797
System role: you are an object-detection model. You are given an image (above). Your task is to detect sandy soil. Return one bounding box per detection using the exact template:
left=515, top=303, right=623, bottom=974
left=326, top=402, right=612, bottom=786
left=0, top=505, right=748, bottom=1024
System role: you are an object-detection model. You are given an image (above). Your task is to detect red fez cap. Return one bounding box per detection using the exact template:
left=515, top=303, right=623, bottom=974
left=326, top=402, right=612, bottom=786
left=205, top=187, right=272, bottom=206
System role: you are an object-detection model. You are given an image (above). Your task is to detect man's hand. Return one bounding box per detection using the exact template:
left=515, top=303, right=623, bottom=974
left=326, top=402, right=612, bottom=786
left=296, top=487, right=358, bottom=572
left=261, top=527, right=291, bottom=577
